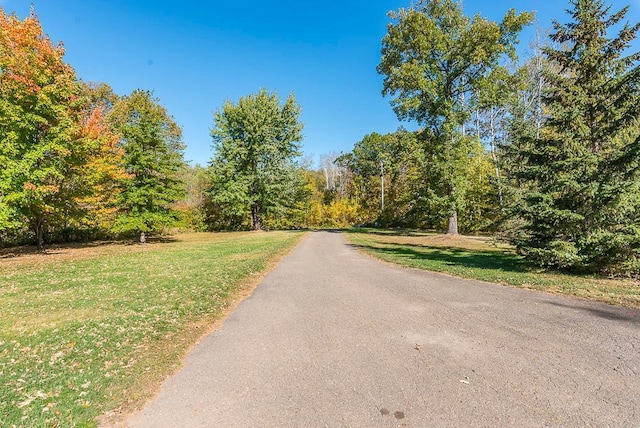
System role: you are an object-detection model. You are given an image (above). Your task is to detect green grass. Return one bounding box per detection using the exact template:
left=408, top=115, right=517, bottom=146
left=345, top=229, right=640, bottom=308
left=0, top=231, right=305, bottom=427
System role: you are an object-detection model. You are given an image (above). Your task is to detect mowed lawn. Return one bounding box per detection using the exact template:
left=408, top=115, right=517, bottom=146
left=346, top=229, right=640, bottom=308
left=0, top=231, right=305, bottom=427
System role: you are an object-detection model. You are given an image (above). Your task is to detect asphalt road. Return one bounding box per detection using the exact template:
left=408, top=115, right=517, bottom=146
left=128, top=231, right=639, bottom=427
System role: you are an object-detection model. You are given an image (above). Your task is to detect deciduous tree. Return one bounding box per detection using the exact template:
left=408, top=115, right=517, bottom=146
left=108, top=89, right=186, bottom=237
left=208, top=89, right=304, bottom=230
left=337, top=130, right=417, bottom=226
left=378, top=0, right=533, bottom=234
left=0, top=8, right=125, bottom=248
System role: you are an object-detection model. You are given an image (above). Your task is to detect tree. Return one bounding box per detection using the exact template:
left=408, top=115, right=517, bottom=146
left=108, top=89, right=186, bottom=237
left=75, top=105, right=129, bottom=233
left=0, top=8, right=125, bottom=248
left=509, top=0, right=640, bottom=273
left=174, top=164, right=209, bottom=231
left=337, top=130, right=418, bottom=226
left=319, top=152, right=349, bottom=198
left=378, top=0, right=533, bottom=234
left=208, top=89, right=304, bottom=230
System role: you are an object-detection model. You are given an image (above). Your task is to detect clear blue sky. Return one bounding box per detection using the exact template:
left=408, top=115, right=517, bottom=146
left=2, top=0, right=639, bottom=166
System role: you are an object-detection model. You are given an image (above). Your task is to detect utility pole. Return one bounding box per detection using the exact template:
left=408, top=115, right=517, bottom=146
left=380, top=159, right=385, bottom=211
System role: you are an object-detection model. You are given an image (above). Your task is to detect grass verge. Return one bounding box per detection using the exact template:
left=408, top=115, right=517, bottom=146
left=0, top=231, right=305, bottom=427
left=345, top=229, right=639, bottom=308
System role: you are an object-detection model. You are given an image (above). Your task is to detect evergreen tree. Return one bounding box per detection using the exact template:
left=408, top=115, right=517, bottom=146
left=511, top=0, right=640, bottom=273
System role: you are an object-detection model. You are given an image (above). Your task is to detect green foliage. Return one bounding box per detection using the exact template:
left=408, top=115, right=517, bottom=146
left=336, top=128, right=498, bottom=232
left=378, top=0, right=533, bottom=233
left=337, top=129, right=417, bottom=226
left=509, top=0, right=640, bottom=274
left=457, top=140, right=500, bottom=232
left=208, top=89, right=305, bottom=230
left=108, top=89, right=186, bottom=236
left=0, top=9, right=127, bottom=249
left=0, top=9, right=80, bottom=248
left=295, top=167, right=360, bottom=228
left=173, top=164, right=209, bottom=232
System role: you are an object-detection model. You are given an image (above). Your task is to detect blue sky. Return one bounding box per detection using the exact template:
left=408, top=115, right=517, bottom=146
left=2, top=0, right=639, bottom=166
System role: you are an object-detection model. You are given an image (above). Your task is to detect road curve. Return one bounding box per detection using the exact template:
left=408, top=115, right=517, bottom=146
left=128, top=231, right=639, bottom=427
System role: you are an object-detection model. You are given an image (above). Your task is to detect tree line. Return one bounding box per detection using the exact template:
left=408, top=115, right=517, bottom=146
left=347, top=0, right=640, bottom=275
left=1, top=0, right=640, bottom=275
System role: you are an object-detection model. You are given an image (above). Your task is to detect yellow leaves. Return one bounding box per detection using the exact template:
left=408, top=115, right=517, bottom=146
left=307, top=198, right=362, bottom=228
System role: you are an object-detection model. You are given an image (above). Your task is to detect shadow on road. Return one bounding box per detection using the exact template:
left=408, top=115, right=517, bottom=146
left=311, top=229, right=344, bottom=234
left=544, top=301, right=639, bottom=323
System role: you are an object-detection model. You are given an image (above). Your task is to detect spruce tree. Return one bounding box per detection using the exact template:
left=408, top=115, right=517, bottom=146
left=511, top=0, right=640, bottom=273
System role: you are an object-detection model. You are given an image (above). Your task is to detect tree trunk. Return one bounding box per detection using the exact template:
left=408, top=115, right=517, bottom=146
left=33, top=219, right=45, bottom=251
left=447, top=210, right=459, bottom=235
left=251, top=204, right=262, bottom=231
left=380, top=160, right=385, bottom=212
left=489, top=111, right=504, bottom=207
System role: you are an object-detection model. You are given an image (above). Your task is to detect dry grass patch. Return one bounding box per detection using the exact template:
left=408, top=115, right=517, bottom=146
left=365, top=231, right=506, bottom=251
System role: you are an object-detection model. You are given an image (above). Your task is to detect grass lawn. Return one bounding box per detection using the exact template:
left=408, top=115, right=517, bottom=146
left=0, top=231, right=305, bottom=427
left=345, top=229, right=640, bottom=308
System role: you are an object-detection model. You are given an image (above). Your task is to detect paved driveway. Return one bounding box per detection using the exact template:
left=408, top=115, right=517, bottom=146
left=128, top=231, right=639, bottom=427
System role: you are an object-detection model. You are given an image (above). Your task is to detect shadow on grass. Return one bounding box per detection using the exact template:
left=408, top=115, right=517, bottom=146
left=345, top=227, right=431, bottom=237
left=350, top=241, right=531, bottom=274
left=145, top=236, right=180, bottom=244
left=0, top=236, right=181, bottom=259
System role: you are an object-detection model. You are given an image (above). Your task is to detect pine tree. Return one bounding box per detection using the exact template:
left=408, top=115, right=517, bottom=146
left=511, top=0, right=640, bottom=273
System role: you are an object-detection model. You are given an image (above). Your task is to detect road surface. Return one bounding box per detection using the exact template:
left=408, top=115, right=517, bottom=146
left=128, top=231, right=639, bottom=427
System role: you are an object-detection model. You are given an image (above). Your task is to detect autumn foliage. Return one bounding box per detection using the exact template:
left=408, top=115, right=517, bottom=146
left=0, top=8, right=128, bottom=247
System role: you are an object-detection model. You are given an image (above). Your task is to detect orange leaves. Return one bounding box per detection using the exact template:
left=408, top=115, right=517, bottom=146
left=81, top=107, right=129, bottom=181
left=3, top=74, right=41, bottom=94
left=71, top=105, right=130, bottom=228
left=83, top=108, right=104, bottom=139
left=22, top=182, right=60, bottom=195
left=22, top=182, right=37, bottom=191
left=0, top=8, right=74, bottom=98
left=82, top=107, right=113, bottom=141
